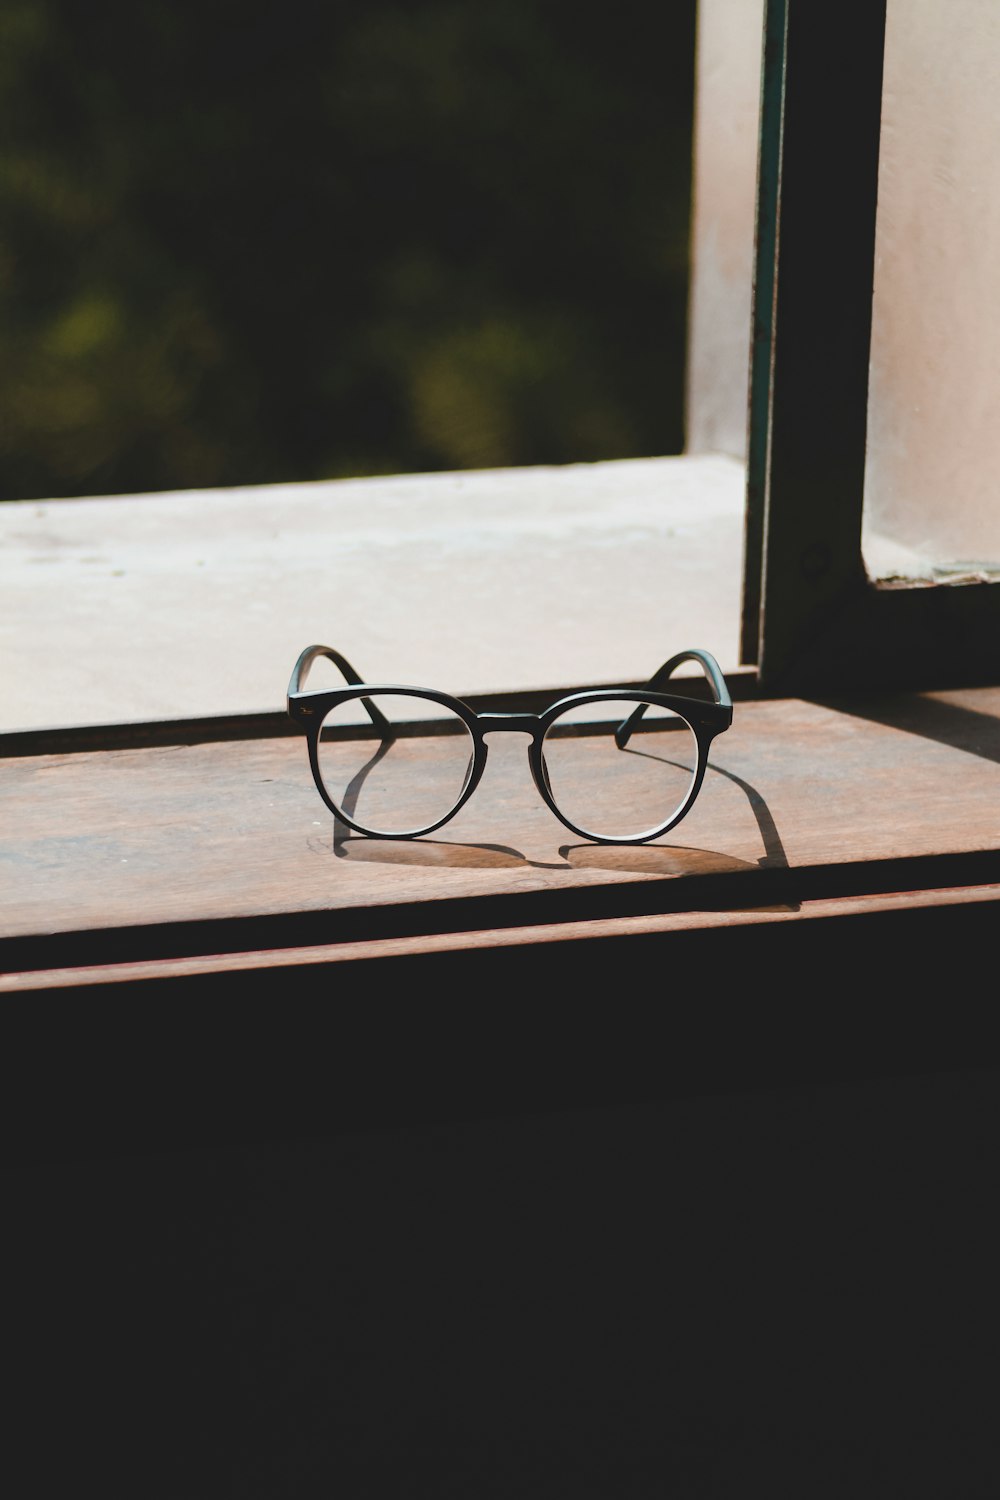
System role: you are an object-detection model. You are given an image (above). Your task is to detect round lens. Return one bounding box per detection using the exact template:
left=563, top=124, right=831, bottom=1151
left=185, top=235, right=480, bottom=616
left=541, top=698, right=699, bottom=841
left=316, top=693, right=475, bottom=836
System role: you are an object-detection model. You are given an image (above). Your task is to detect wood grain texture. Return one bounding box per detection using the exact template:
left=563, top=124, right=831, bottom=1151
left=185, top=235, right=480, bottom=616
left=2, top=685, right=1000, bottom=973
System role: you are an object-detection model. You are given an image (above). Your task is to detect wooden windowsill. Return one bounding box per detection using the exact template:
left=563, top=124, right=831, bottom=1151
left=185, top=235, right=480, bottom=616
left=3, top=678, right=1000, bottom=1162
left=4, top=681, right=1000, bottom=987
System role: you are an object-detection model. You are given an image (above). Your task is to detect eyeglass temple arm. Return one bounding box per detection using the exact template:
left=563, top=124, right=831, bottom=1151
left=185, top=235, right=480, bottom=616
left=614, top=650, right=733, bottom=750
left=287, top=644, right=393, bottom=736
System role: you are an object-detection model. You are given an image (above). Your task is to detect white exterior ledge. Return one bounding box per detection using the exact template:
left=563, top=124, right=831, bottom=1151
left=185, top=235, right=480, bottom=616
left=1, top=454, right=746, bottom=731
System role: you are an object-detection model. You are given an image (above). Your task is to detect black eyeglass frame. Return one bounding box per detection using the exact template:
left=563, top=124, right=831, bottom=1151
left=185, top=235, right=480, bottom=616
left=287, top=645, right=733, bottom=845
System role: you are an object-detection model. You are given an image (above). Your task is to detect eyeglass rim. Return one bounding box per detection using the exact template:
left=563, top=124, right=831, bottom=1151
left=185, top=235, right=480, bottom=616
left=288, top=654, right=733, bottom=843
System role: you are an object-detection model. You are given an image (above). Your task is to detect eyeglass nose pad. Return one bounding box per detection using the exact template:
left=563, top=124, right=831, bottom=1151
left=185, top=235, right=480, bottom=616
left=536, top=742, right=554, bottom=800
left=462, top=742, right=477, bottom=790
left=457, top=733, right=489, bottom=803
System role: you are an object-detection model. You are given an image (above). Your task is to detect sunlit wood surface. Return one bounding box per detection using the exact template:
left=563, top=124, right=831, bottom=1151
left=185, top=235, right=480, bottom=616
left=3, top=684, right=1000, bottom=986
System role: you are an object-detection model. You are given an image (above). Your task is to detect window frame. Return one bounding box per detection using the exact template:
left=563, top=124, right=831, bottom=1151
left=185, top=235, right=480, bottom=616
left=741, top=0, right=1000, bottom=695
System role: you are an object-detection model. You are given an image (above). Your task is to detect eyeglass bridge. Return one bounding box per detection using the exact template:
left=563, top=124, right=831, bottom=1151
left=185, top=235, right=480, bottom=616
left=475, top=712, right=542, bottom=736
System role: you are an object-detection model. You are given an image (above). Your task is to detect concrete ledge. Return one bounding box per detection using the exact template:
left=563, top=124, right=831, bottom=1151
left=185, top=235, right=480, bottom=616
left=1, top=454, right=745, bottom=730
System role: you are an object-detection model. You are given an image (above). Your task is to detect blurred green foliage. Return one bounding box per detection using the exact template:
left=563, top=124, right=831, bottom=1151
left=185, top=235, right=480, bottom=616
left=0, top=0, right=695, bottom=500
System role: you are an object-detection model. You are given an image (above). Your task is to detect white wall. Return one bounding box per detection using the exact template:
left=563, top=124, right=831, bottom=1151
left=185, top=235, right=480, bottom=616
left=685, top=0, right=764, bottom=459
left=864, top=0, right=1000, bottom=573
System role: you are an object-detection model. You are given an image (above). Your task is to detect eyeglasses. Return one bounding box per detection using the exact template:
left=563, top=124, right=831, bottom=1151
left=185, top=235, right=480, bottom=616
left=287, top=645, right=733, bottom=845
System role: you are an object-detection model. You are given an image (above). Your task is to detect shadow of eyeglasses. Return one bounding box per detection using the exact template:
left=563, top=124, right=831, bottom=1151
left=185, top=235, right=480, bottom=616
left=558, top=756, right=794, bottom=909
left=322, top=752, right=795, bottom=911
